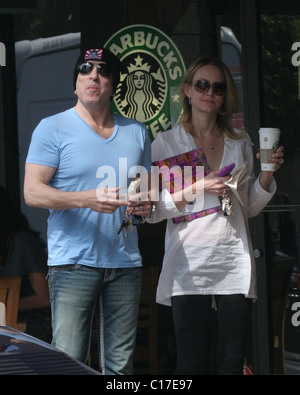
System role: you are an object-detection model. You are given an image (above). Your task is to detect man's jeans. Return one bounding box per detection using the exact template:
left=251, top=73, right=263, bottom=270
left=48, top=264, right=141, bottom=375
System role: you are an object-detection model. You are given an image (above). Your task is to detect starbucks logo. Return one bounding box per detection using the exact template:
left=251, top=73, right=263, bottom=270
left=115, top=52, right=167, bottom=123
left=105, top=24, right=186, bottom=140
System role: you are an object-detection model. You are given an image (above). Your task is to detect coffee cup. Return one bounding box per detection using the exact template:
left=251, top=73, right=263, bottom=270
left=259, top=128, right=280, bottom=171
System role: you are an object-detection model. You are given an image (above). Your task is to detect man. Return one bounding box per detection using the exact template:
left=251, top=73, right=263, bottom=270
left=24, top=47, right=152, bottom=374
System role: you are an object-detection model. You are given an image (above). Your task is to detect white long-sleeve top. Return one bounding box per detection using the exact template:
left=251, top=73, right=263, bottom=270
left=148, top=124, right=276, bottom=306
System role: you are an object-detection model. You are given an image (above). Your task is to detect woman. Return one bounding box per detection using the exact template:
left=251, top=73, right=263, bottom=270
left=147, top=56, right=284, bottom=374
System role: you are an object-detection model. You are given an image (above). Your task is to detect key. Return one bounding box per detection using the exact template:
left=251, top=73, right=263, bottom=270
left=128, top=216, right=133, bottom=234
left=117, top=206, right=135, bottom=236
left=221, top=191, right=235, bottom=216
left=225, top=200, right=235, bottom=216
left=117, top=218, right=129, bottom=235
left=222, top=197, right=235, bottom=216
left=221, top=197, right=227, bottom=213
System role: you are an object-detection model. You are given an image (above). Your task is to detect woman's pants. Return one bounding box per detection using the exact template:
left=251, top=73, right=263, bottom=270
left=171, top=294, right=252, bottom=375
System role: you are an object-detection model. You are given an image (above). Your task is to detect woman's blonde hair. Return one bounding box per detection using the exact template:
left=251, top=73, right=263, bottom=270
left=180, top=56, right=243, bottom=139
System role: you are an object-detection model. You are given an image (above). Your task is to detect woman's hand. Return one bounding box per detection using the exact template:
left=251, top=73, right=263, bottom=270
left=257, top=146, right=284, bottom=191
left=170, top=170, right=230, bottom=211
left=256, top=145, right=284, bottom=171
left=203, top=171, right=231, bottom=196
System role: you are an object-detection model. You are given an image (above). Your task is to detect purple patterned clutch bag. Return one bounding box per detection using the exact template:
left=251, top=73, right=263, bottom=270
left=152, top=147, right=221, bottom=223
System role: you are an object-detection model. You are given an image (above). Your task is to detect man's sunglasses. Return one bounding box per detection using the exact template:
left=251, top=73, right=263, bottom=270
left=192, top=79, right=226, bottom=96
left=77, top=62, right=111, bottom=77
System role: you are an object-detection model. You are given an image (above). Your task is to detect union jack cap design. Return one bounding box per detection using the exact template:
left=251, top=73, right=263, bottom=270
left=84, top=49, right=103, bottom=60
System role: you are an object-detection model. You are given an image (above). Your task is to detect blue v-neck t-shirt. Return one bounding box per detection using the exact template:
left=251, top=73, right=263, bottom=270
left=26, top=108, right=152, bottom=268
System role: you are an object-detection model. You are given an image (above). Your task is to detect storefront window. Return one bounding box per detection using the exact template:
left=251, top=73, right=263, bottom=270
left=260, top=13, right=300, bottom=373
left=260, top=14, right=300, bottom=266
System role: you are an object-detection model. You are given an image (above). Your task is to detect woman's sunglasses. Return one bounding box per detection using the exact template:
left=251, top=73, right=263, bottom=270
left=77, top=62, right=111, bottom=77
left=192, top=79, right=226, bottom=96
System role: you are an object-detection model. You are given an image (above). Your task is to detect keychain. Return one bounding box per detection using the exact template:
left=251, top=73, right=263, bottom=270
left=117, top=206, right=134, bottom=237
left=117, top=176, right=146, bottom=237
left=117, top=210, right=132, bottom=237
left=221, top=189, right=235, bottom=216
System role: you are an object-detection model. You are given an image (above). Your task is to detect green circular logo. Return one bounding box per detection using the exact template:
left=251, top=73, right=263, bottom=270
left=105, top=24, right=186, bottom=140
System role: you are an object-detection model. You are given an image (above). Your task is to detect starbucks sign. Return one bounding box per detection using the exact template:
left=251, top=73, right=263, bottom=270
left=105, top=24, right=186, bottom=140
